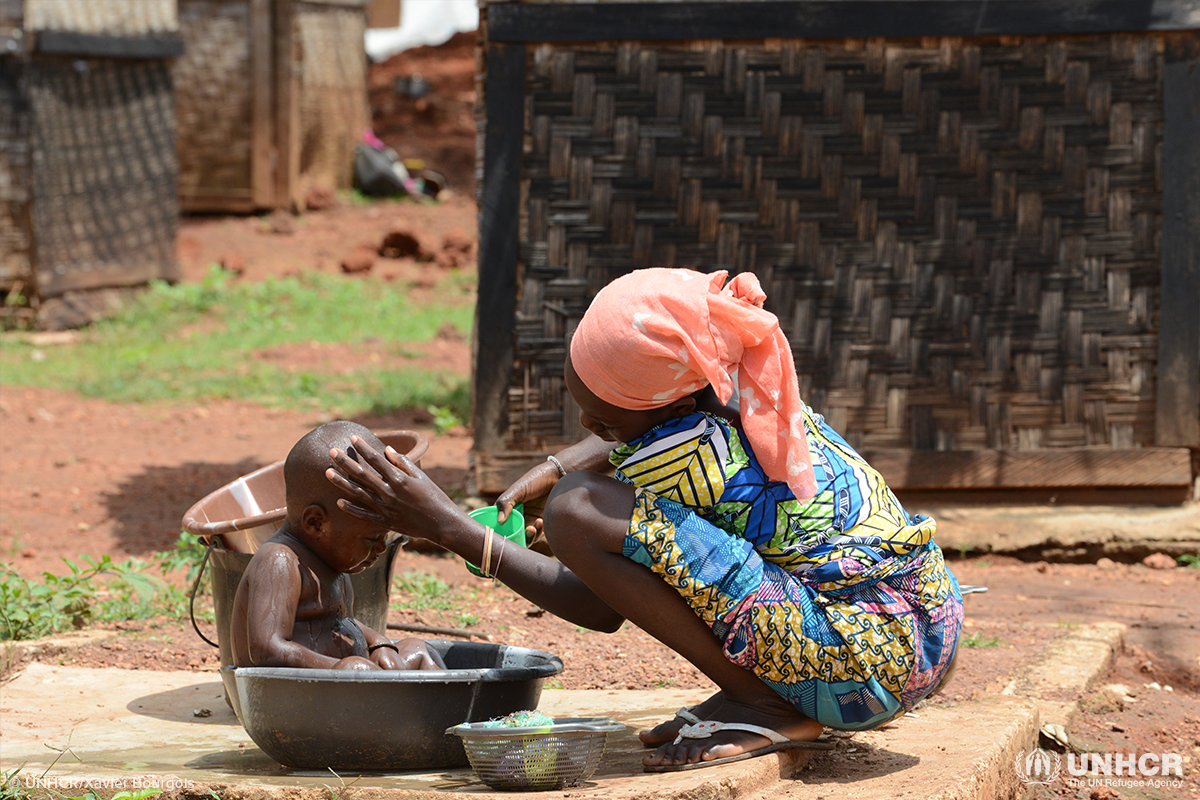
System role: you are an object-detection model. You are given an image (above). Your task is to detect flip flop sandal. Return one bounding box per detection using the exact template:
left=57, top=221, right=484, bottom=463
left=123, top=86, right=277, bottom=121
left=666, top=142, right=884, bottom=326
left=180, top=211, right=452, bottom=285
left=640, top=706, right=704, bottom=749
left=644, top=719, right=834, bottom=773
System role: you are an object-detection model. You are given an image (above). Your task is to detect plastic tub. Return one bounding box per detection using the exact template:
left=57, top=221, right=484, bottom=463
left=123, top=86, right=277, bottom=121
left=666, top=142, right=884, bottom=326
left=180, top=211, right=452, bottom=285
left=231, top=640, right=565, bottom=772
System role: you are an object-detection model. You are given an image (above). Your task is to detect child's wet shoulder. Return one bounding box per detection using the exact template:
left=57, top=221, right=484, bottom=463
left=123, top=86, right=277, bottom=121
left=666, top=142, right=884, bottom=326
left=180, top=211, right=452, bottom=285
left=245, top=538, right=303, bottom=575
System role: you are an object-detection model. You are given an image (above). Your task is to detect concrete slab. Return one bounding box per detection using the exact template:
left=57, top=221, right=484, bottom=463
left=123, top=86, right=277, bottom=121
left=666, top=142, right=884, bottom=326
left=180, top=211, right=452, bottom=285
left=0, top=621, right=1122, bottom=800
left=926, top=502, right=1200, bottom=560
left=785, top=696, right=1038, bottom=800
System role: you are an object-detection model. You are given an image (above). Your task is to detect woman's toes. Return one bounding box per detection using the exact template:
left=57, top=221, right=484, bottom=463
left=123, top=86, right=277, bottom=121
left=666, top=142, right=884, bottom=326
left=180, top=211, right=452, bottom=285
left=638, top=715, right=687, bottom=746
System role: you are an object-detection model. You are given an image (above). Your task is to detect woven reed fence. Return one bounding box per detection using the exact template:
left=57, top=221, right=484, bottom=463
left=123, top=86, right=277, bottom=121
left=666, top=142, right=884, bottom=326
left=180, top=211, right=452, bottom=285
left=473, top=1, right=1200, bottom=495
left=0, top=1, right=32, bottom=304
left=175, top=0, right=368, bottom=212
left=295, top=1, right=369, bottom=195
left=25, top=0, right=177, bottom=36
left=175, top=0, right=257, bottom=208
left=27, top=57, right=178, bottom=298
left=0, top=0, right=180, bottom=324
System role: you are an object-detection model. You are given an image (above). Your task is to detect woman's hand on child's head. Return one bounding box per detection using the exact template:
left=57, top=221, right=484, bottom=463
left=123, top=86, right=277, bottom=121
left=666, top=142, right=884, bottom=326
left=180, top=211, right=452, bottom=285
left=325, top=436, right=412, bottom=523
left=325, top=435, right=463, bottom=540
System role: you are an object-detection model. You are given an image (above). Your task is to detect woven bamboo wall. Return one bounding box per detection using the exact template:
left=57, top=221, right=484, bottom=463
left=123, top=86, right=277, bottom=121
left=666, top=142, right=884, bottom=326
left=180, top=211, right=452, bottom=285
left=0, top=0, right=21, bottom=27
left=295, top=0, right=369, bottom=195
left=175, top=0, right=255, bottom=201
left=0, top=3, right=32, bottom=298
left=175, top=0, right=368, bottom=211
left=507, top=34, right=1163, bottom=456
left=25, top=0, right=177, bottom=35
left=28, top=56, right=178, bottom=297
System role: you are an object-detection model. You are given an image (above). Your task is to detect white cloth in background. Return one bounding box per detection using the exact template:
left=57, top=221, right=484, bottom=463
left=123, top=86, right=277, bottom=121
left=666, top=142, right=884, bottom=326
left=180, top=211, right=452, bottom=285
left=365, top=0, right=479, bottom=62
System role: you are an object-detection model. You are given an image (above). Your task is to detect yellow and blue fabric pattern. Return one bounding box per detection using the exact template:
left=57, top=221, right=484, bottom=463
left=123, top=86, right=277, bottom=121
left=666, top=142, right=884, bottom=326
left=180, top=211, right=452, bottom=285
left=614, top=409, right=964, bottom=730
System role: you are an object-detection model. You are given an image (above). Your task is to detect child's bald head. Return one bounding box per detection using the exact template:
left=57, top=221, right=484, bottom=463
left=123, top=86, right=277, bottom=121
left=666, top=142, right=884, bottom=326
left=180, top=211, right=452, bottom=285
left=284, top=421, right=384, bottom=526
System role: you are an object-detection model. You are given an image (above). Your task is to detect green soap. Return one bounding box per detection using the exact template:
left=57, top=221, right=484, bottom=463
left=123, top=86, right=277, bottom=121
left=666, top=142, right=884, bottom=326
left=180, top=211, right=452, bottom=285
left=482, top=709, right=554, bottom=728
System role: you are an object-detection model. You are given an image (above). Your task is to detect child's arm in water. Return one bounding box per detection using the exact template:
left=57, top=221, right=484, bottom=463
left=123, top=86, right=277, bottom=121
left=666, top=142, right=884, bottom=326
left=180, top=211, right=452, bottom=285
left=237, top=542, right=377, bottom=670
left=364, top=635, right=447, bottom=670
left=357, top=621, right=446, bottom=670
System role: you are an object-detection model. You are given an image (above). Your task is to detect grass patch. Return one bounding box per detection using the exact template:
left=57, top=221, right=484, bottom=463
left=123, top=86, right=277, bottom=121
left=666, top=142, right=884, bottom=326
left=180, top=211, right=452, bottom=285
left=0, top=535, right=211, bottom=641
left=390, top=572, right=480, bottom=630
left=0, top=267, right=474, bottom=419
left=960, top=632, right=1002, bottom=649
left=454, top=612, right=480, bottom=628
left=392, top=571, right=474, bottom=613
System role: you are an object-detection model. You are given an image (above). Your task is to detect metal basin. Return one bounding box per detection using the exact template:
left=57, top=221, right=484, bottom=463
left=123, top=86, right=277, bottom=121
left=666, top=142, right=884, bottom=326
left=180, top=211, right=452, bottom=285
left=230, top=640, right=565, bottom=772
left=181, top=429, right=428, bottom=554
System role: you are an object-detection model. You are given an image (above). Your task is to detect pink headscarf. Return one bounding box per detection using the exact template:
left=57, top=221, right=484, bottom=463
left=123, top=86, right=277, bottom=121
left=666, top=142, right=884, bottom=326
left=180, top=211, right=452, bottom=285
left=570, top=268, right=817, bottom=501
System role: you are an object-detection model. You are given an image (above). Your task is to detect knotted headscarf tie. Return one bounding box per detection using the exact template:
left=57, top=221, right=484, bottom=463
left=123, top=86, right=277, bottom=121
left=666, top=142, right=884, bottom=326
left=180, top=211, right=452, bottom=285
left=570, top=268, right=817, bottom=501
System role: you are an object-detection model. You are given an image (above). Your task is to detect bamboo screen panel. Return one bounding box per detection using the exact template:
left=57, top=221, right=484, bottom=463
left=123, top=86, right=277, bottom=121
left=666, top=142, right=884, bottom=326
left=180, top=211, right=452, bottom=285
left=0, top=0, right=20, bottom=27
left=510, top=34, right=1163, bottom=455
left=0, top=0, right=30, bottom=293
left=0, top=57, right=33, bottom=292
left=175, top=0, right=255, bottom=200
left=25, top=0, right=177, bottom=35
left=28, top=57, right=178, bottom=297
left=295, top=1, right=369, bottom=193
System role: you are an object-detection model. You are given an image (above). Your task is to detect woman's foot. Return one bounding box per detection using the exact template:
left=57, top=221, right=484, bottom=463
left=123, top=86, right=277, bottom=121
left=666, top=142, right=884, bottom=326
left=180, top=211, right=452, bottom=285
left=638, top=691, right=724, bottom=746
left=642, top=696, right=823, bottom=768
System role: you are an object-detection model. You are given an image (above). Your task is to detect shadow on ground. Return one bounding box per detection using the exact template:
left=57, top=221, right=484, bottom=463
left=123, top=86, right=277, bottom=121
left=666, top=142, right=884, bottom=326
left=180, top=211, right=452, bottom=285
left=102, top=460, right=268, bottom=555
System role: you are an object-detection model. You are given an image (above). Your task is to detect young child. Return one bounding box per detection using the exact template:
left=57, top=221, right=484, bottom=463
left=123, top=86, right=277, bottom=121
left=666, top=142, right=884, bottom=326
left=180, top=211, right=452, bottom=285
left=325, top=268, right=962, bottom=769
left=230, top=420, right=445, bottom=671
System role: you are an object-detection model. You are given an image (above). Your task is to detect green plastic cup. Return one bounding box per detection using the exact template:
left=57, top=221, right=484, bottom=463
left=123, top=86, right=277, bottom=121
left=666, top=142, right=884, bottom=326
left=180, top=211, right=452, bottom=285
left=465, top=504, right=525, bottom=577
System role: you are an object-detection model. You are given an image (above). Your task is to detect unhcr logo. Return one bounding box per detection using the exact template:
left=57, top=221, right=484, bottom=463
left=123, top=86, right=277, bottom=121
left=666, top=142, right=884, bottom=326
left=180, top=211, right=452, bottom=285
left=1016, top=747, right=1185, bottom=790
left=1016, top=748, right=1061, bottom=785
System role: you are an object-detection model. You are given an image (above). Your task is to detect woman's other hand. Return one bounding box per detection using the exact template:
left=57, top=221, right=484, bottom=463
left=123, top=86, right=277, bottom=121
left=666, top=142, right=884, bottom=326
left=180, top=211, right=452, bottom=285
left=495, top=460, right=558, bottom=541
left=496, top=436, right=618, bottom=539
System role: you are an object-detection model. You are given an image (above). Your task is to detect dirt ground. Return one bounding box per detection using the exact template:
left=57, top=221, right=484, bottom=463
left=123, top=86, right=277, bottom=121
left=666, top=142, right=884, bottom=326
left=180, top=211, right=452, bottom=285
left=2, top=31, right=1199, bottom=798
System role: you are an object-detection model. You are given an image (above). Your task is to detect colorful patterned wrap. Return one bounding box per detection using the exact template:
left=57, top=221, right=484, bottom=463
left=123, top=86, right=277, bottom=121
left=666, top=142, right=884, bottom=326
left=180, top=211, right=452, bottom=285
left=614, top=409, right=964, bottom=730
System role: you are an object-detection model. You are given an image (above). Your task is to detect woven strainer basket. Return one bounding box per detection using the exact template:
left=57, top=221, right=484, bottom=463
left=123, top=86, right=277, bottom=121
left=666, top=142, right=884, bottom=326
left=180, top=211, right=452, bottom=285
left=447, top=717, right=625, bottom=790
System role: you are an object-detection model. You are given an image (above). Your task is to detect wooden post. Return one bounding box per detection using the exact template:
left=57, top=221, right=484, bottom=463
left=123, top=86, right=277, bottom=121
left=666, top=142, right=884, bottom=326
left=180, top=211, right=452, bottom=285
left=273, top=0, right=301, bottom=210
left=366, top=0, right=400, bottom=29
left=473, top=41, right=526, bottom=454
left=250, top=0, right=274, bottom=208
left=1158, top=32, right=1200, bottom=447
